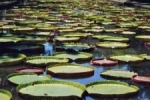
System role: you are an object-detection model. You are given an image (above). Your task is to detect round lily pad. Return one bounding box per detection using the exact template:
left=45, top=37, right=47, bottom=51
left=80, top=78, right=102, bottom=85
left=0, top=25, right=17, bottom=30
left=121, top=31, right=136, bottom=35
left=103, top=37, right=129, bottom=42
left=100, top=70, right=137, bottom=79
left=132, top=75, right=150, bottom=84
left=17, top=80, right=86, bottom=100
left=0, top=89, right=12, bottom=100
left=136, top=35, right=150, bottom=41
left=15, top=67, right=44, bottom=74
left=96, top=42, right=129, bottom=49
left=92, top=35, right=112, bottom=40
left=53, top=52, right=92, bottom=61
left=0, top=53, right=26, bottom=66
left=7, top=73, right=51, bottom=85
left=56, top=43, right=94, bottom=51
left=61, top=32, right=88, bottom=38
left=109, top=54, right=145, bottom=63
left=55, top=36, right=80, bottom=42
left=13, top=27, right=35, bottom=32
left=0, top=37, right=21, bottom=43
left=90, top=58, right=118, bottom=66
left=47, top=63, right=94, bottom=78
left=25, top=56, right=69, bottom=67
left=86, top=80, right=139, bottom=97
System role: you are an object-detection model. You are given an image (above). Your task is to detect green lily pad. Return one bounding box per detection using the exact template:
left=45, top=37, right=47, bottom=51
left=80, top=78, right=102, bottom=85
left=55, top=36, right=80, bottom=42
left=96, top=42, right=129, bottom=49
left=17, top=80, right=86, bottom=100
left=13, top=27, right=35, bottom=32
left=16, top=20, right=39, bottom=25
left=56, top=43, right=94, bottom=51
left=25, top=56, right=69, bottom=66
left=136, top=35, right=150, bottom=41
left=0, top=89, right=12, bottom=100
left=0, top=53, right=26, bottom=66
left=116, top=23, right=138, bottom=28
left=0, top=25, right=17, bottom=30
left=7, top=73, right=51, bottom=85
left=86, top=80, right=139, bottom=97
left=0, top=37, right=21, bottom=43
left=47, top=63, right=94, bottom=78
left=103, top=37, right=129, bottom=42
left=109, top=54, right=145, bottom=63
left=100, top=70, right=137, bottom=79
left=121, top=31, right=136, bottom=35
left=92, top=35, right=113, bottom=40
left=53, top=52, right=92, bottom=61
left=61, top=32, right=88, bottom=37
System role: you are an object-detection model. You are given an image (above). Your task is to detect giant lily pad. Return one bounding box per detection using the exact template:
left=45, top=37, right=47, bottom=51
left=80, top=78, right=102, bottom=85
left=7, top=73, right=51, bottom=85
left=0, top=89, right=12, bottom=100
left=55, top=36, right=80, bottom=42
left=25, top=56, right=69, bottom=66
left=90, top=58, right=118, bottom=66
left=92, top=35, right=112, bottom=40
left=132, top=75, right=150, bottom=84
left=109, top=54, right=145, bottom=63
left=53, top=52, right=92, bottom=61
left=116, top=22, right=138, bottom=28
left=15, top=67, right=44, bottom=74
left=17, top=80, right=86, bottom=100
left=86, top=80, right=139, bottom=97
left=0, top=37, right=21, bottom=43
left=96, top=42, right=129, bottom=49
left=103, top=37, right=129, bottom=42
left=61, top=32, right=88, bottom=37
left=56, top=43, right=94, bottom=51
left=100, top=70, right=137, bottom=79
left=0, top=53, right=26, bottom=66
left=0, top=25, right=17, bottom=30
left=135, top=35, right=150, bottom=41
left=47, top=63, right=94, bottom=78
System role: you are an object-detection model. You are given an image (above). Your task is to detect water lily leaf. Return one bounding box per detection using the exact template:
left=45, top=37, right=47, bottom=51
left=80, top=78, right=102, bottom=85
left=7, top=73, right=51, bottom=85
left=25, top=56, right=69, bottom=66
left=0, top=53, right=26, bottom=66
left=47, top=63, right=94, bottom=78
left=53, top=52, right=92, bottom=61
left=17, top=80, right=86, bottom=100
left=109, top=54, right=144, bottom=63
left=100, top=70, right=137, bottom=79
left=86, top=80, right=139, bottom=97
left=0, top=89, right=12, bottom=100
left=96, top=42, right=129, bottom=49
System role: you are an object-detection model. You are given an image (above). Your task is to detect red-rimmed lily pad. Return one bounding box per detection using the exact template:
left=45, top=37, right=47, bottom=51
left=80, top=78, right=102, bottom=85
left=15, top=67, right=44, bottom=74
left=132, top=75, right=150, bottom=84
left=90, top=58, right=118, bottom=66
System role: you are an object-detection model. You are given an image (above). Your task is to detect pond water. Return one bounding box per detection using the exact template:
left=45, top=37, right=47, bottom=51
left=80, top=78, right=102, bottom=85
left=0, top=1, right=150, bottom=100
